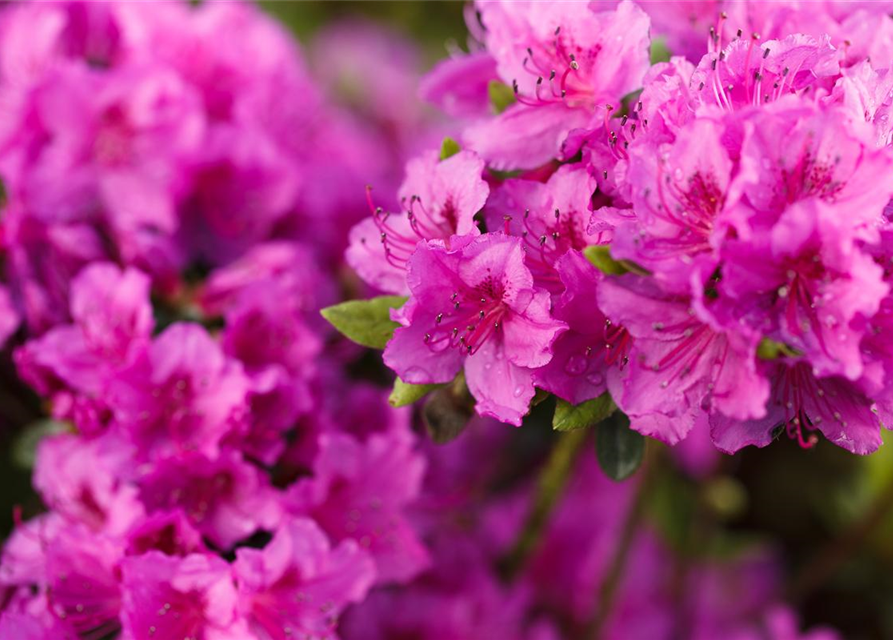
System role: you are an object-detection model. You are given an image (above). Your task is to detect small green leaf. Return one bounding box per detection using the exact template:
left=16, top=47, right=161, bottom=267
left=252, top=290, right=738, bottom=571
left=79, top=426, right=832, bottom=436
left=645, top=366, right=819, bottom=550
left=596, top=412, right=645, bottom=481
left=650, top=37, right=671, bottom=65
left=488, top=80, right=516, bottom=114
left=757, top=338, right=803, bottom=360
left=583, top=245, right=628, bottom=276
left=389, top=378, right=443, bottom=408
left=320, top=296, right=407, bottom=349
left=12, top=419, right=69, bottom=469
left=439, top=137, right=461, bottom=161
left=553, top=393, right=616, bottom=432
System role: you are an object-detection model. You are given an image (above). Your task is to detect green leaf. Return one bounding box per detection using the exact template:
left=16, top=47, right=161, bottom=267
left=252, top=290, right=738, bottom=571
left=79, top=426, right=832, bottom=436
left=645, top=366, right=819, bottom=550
left=596, top=412, right=645, bottom=481
left=583, top=245, right=628, bottom=276
left=553, top=393, right=616, bottom=432
left=389, top=378, right=443, bottom=408
left=12, top=419, right=69, bottom=469
left=320, top=296, right=407, bottom=349
left=488, top=80, right=516, bottom=114
left=439, top=137, right=461, bottom=161
left=650, top=37, right=671, bottom=65
left=756, top=338, right=803, bottom=360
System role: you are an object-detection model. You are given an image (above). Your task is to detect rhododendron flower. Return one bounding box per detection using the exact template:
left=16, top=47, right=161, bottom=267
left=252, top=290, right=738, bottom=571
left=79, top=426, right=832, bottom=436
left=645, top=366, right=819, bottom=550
left=485, top=164, right=597, bottom=292
left=138, top=450, right=281, bottom=550
left=533, top=251, right=629, bottom=405
left=347, top=148, right=488, bottom=294
left=599, top=274, right=769, bottom=444
left=108, top=322, right=249, bottom=461
left=384, top=233, right=566, bottom=425
left=464, top=0, right=652, bottom=169
left=285, top=431, right=428, bottom=584
left=234, top=517, right=375, bottom=640
left=119, top=551, right=246, bottom=640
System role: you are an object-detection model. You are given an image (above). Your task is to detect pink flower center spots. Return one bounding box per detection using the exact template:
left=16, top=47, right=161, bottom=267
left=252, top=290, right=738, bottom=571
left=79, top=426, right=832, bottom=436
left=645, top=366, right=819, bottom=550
left=505, top=207, right=585, bottom=287
left=511, top=26, right=596, bottom=109
left=49, top=565, right=121, bottom=639
left=139, top=588, right=207, bottom=640
left=644, top=315, right=730, bottom=393
left=424, top=278, right=510, bottom=356
left=563, top=318, right=632, bottom=382
left=360, top=186, right=458, bottom=271
left=640, top=165, right=724, bottom=262
left=248, top=569, right=337, bottom=640
left=775, top=362, right=841, bottom=449
left=772, top=147, right=845, bottom=208
left=775, top=253, right=834, bottom=349
left=93, top=104, right=134, bottom=167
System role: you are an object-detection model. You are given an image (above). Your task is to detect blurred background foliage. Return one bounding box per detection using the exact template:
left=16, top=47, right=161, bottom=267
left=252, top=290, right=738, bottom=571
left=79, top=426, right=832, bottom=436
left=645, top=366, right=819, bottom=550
left=1, top=3, right=893, bottom=639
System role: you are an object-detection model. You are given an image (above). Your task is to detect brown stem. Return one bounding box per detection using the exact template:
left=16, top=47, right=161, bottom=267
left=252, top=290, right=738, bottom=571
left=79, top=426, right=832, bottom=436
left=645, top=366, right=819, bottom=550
left=498, top=427, right=590, bottom=582
left=786, top=467, right=893, bottom=604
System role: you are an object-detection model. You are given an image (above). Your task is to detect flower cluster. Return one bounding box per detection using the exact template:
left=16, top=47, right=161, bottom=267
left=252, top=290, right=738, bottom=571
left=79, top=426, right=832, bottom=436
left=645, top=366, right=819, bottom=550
left=0, top=2, right=433, bottom=638
left=350, top=0, right=893, bottom=456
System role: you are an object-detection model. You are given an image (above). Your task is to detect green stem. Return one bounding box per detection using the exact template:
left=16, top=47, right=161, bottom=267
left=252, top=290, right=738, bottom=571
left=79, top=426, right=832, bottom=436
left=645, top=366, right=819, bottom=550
left=499, top=427, right=590, bottom=581
left=586, top=442, right=655, bottom=640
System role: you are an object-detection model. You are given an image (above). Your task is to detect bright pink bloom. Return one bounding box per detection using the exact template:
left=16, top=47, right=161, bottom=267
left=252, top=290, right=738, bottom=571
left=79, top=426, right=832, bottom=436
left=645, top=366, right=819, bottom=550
left=119, top=551, right=246, bottom=640
left=138, top=450, right=281, bottom=550
left=464, top=0, right=651, bottom=170
left=384, top=233, right=565, bottom=425
left=234, top=517, right=375, bottom=640
left=285, top=431, right=428, bottom=585
left=347, top=148, right=488, bottom=294
left=108, top=322, right=250, bottom=461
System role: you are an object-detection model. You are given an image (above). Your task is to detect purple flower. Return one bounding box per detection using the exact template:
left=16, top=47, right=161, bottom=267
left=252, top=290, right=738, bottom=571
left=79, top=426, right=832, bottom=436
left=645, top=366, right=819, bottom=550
left=233, top=517, right=375, bottom=640
left=108, top=322, right=250, bottom=462
left=119, top=551, right=245, bottom=640
left=464, top=0, right=651, bottom=170
left=485, top=164, right=597, bottom=292
left=347, top=148, right=488, bottom=294
left=533, top=250, right=630, bottom=405
left=285, top=431, right=428, bottom=585
left=383, top=233, right=566, bottom=425
left=710, top=361, right=888, bottom=454
left=138, top=450, right=281, bottom=550
left=16, top=263, right=153, bottom=427
left=125, top=510, right=206, bottom=558
left=598, top=274, right=769, bottom=444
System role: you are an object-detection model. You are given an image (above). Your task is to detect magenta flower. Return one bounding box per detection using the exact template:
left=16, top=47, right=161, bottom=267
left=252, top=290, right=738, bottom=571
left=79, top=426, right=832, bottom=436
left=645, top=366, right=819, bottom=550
left=715, top=101, right=893, bottom=381
left=234, top=517, right=375, bottom=640
left=119, top=551, right=246, bottom=640
left=285, top=431, right=428, bottom=585
left=613, top=117, right=736, bottom=292
left=485, top=164, right=597, bottom=292
left=138, top=450, right=281, bottom=550
left=347, top=148, right=488, bottom=294
left=16, top=263, right=153, bottom=416
left=383, top=233, right=566, bottom=425
left=598, top=274, right=769, bottom=444
left=710, top=361, right=888, bottom=454
left=533, top=251, right=631, bottom=405
left=464, top=0, right=651, bottom=170
left=108, top=322, right=250, bottom=462
left=125, top=510, right=206, bottom=558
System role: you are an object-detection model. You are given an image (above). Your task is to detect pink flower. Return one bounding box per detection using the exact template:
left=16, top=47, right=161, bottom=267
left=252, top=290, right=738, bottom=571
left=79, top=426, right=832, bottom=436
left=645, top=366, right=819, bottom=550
left=347, top=148, right=488, bottom=294
left=598, top=274, right=769, bottom=444
left=285, top=431, right=428, bottom=585
left=119, top=551, right=246, bottom=640
left=533, top=250, right=630, bottom=405
left=138, top=450, right=281, bottom=550
left=485, top=164, right=597, bottom=292
left=234, top=517, right=375, bottom=640
left=464, top=0, right=651, bottom=170
left=108, top=322, right=250, bottom=462
left=383, top=233, right=566, bottom=425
